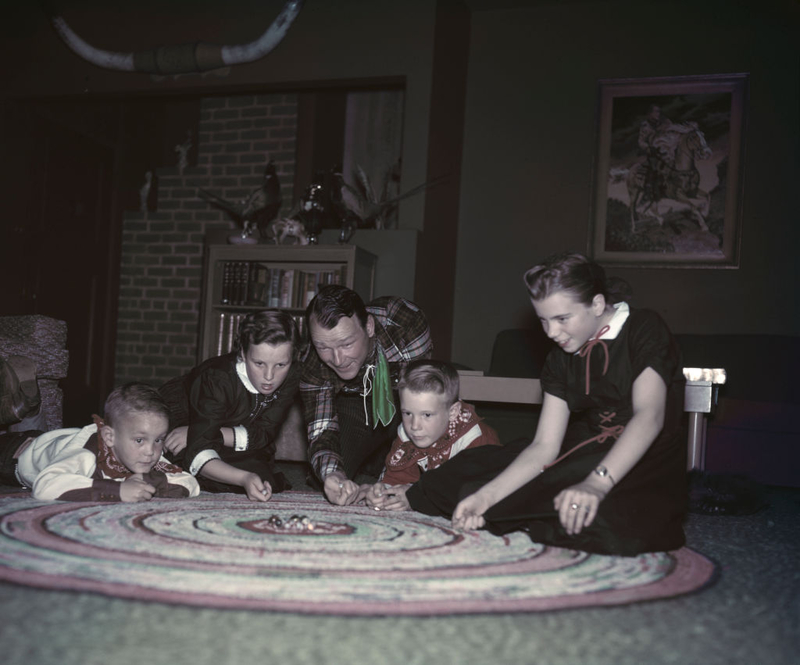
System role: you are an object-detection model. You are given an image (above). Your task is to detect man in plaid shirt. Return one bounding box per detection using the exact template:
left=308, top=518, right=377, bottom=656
left=300, top=285, right=432, bottom=504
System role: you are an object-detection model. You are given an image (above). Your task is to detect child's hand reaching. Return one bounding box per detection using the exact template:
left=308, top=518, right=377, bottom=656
left=452, top=491, right=490, bottom=531
left=553, top=479, right=607, bottom=535
left=364, top=482, right=384, bottom=508
left=365, top=483, right=411, bottom=511
left=164, top=425, right=188, bottom=455
left=120, top=473, right=157, bottom=503
left=242, top=473, right=272, bottom=502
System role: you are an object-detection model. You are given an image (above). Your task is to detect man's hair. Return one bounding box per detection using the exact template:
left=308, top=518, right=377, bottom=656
left=397, top=359, right=460, bottom=406
left=103, top=382, right=170, bottom=427
left=306, top=284, right=368, bottom=331
left=234, top=309, right=300, bottom=359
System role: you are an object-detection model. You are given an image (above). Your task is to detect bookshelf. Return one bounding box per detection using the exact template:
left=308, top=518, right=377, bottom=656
left=198, top=242, right=377, bottom=362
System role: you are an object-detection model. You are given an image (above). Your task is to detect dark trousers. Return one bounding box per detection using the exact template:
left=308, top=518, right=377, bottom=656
left=0, top=430, right=44, bottom=486
left=335, top=392, right=400, bottom=481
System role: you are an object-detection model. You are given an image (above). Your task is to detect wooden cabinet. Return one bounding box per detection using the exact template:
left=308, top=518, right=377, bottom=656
left=198, top=242, right=376, bottom=362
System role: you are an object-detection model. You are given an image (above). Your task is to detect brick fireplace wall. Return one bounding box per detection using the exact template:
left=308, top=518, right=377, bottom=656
left=114, top=93, right=298, bottom=386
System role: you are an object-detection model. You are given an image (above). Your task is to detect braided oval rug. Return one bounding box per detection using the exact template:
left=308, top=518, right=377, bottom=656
left=0, top=491, right=714, bottom=615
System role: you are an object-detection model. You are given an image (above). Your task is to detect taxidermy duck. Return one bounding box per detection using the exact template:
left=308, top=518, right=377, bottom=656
left=198, top=160, right=282, bottom=239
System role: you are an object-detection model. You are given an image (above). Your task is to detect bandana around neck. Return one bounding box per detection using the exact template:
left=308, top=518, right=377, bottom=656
left=369, top=350, right=396, bottom=429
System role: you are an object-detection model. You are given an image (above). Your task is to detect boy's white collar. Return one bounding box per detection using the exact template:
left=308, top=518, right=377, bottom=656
left=236, top=357, right=259, bottom=394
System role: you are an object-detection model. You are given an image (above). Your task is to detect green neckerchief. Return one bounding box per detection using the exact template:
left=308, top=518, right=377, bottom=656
left=371, top=349, right=396, bottom=428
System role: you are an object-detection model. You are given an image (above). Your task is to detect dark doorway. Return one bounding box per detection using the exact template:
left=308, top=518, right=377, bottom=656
left=0, top=103, right=115, bottom=424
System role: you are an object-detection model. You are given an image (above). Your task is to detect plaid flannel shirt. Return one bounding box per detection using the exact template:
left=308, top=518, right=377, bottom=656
left=299, top=296, right=433, bottom=481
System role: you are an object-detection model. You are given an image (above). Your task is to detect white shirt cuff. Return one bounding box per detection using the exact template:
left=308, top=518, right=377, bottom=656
left=190, top=449, right=221, bottom=476
left=233, top=425, right=249, bottom=452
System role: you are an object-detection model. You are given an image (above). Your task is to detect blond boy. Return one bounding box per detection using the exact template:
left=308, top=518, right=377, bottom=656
left=365, top=360, right=500, bottom=511
left=0, top=383, right=199, bottom=501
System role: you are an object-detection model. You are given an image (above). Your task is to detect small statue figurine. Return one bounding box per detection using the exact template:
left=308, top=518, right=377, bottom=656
left=175, top=133, right=192, bottom=175
left=267, top=218, right=309, bottom=245
left=299, top=182, right=328, bottom=244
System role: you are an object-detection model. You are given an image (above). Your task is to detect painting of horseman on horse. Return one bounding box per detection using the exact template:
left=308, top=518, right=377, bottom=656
left=600, top=90, right=736, bottom=257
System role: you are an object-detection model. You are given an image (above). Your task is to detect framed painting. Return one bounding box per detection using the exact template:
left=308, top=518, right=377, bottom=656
left=589, top=74, right=748, bottom=268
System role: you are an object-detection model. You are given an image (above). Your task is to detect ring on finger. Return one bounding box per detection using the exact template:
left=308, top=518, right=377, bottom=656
left=570, top=503, right=579, bottom=511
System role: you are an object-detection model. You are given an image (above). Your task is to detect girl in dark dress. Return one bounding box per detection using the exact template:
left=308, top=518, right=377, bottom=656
left=406, top=252, right=687, bottom=555
left=159, top=310, right=301, bottom=501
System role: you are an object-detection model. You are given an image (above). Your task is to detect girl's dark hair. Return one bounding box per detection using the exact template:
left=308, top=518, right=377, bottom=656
left=397, top=359, right=460, bottom=406
left=523, top=251, right=631, bottom=306
left=104, top=382, right=169, bottom=427
left=234, top=309, right=299, bottom=359
left=306, top=284, right=369, bottom=331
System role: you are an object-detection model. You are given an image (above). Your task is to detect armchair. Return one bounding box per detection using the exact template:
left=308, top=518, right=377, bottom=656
left=0, top=315, right=69, bottom=431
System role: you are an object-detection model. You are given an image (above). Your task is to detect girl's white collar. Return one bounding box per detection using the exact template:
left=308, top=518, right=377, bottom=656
left=573, top=302, right=629, bottom=355
left=598, top=301, right=629, bottom=340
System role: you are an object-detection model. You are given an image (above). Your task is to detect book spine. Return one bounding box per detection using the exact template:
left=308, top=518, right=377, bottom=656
left=303, top=271, right=313, bottom=308
left=227, top=311, right=237, bottom=352
left=269, top=267, right=281, bottom=307
left=292, top=269, right=301, bottom=309
left=221, top=262, right=231, bottom=305
left=217, top=312, right=227, bottom=356
left=237, top=262, right=248, bottom=306
left=280, top=269, right=293, bottom=308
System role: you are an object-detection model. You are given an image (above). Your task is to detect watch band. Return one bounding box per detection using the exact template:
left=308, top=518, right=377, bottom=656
left=594, top=465, right=616, bottom=486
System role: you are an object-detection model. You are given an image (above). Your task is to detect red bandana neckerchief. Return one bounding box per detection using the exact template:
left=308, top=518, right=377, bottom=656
left=578, top=324, right=611, bottom=395
left=387, top=403, right=481, bottom=471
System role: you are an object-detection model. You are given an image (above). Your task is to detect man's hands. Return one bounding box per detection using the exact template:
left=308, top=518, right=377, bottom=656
left=120, top=474, right=157, bottom=502
left=364, top=483, right=411, bottom=511
left=323, top=472, right=362, bottom=506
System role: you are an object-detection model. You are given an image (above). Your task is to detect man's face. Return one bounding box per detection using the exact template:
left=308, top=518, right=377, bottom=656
left=103, top=411, right=168, bottom=474
left=310, top=313, right=375, bottom=381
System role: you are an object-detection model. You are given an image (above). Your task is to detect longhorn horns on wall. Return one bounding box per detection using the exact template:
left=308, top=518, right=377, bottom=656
left=44, top=0, right=304, bottom=75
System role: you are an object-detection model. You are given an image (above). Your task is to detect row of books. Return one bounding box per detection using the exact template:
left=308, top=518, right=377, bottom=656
left=220, top=261, right=346, bottom=309
left=215, top=312, right=307, bottom=356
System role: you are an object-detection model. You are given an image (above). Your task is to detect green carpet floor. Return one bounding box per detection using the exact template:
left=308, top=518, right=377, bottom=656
left=0, top=464, right=797, bottom=665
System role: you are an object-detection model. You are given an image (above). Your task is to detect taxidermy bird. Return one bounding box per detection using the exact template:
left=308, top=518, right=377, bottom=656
left=340, top=164, right=447, bottom=230
left=198, top=160, right=282, bottom=238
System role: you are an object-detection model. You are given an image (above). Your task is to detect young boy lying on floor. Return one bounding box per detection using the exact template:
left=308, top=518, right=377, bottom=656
left=363, top=359, right=501, bottom=511
left=0, top=382, right=199, bottom=501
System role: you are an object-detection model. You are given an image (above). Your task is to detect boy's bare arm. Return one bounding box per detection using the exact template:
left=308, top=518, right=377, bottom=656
left=200, top=458, right=272, bottom=502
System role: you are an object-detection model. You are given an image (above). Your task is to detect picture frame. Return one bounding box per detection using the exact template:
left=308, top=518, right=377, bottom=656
left=589, top=74, right=748, bottom=268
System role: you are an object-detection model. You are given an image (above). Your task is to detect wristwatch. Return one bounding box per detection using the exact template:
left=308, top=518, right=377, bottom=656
left=594, top=465, right=616, bottom=485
